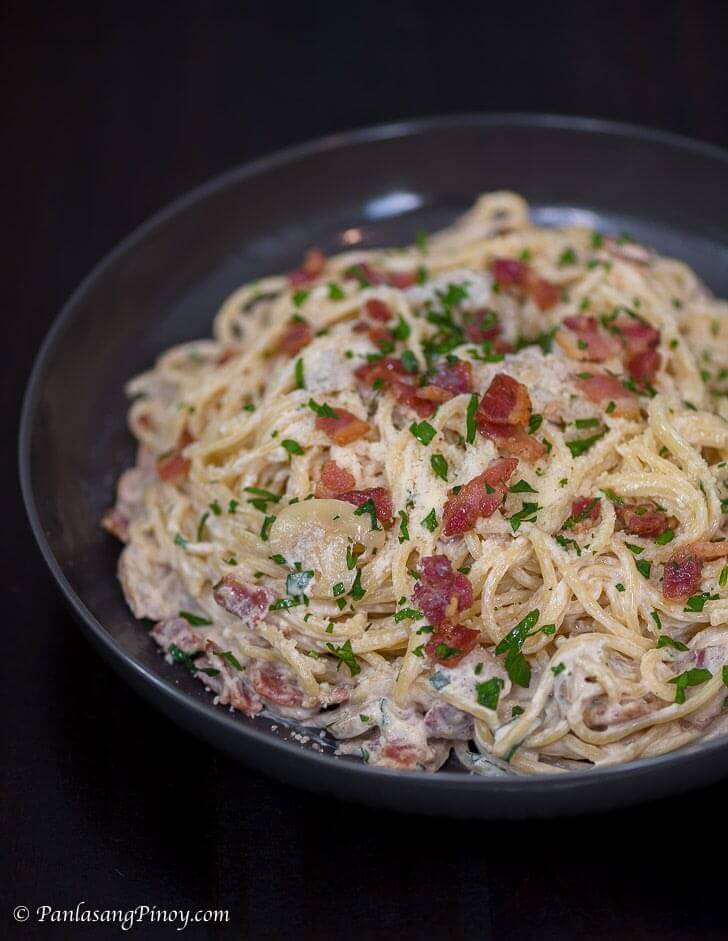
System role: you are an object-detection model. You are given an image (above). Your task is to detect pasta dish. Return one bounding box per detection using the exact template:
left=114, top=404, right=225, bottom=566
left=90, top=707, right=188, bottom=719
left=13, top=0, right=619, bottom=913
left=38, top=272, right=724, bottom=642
left=103, top=192, right=728, bottom=775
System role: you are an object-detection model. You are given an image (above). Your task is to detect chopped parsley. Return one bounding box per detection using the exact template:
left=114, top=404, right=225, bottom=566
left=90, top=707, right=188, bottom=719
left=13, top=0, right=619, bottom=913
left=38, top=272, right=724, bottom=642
left=326, top=639, right=361, bottom=677
left=409, top=420, right=437, bottom=445
left=196, top=511, right=210, bottom=542
left=655, top=529, right=675, bottom=545
left=308, top=398, right=336, bottom=418
left=244, top=486, right=281, bottom=503
left=282, top=439, right=304, bottom=455
left=260, top=515, right=276, bottom=541
left=421, top=508, right=438, bottom=532
left=657, top=635, right=688, bottom=652
left=669, top=667, right=711, bottom=705
left=328, top=282, right=345, bottom=300
left=294, top=358, right=305, bottom=389
left=349, top=568, right=365, bottom=601
left=466, top=393, right=479, bottom=444
left=401, top=350, right=419, bottom=373
left=509, top=479, right=538, bottom=494
left=179, top=610, right=212, bottom=627
left=168, top=644, right=220, bottom=678
left=430, top=453, right=448, bottom=481
left=209, top=500, right=222, bottom=516
left=394, top=608, right=423, bottom=622
left=509, top=501, right=540, bottom=532
left=566, top=431, right=606, bottom=458
left=353, top=499, right=380, bottom=531
left=292, top=289, right=309, bottom=308
left=174, top=533, right=189, bottom=550
left=228, top=499, right=239, bottom=514
left=476, top=677, right=504, bottom=710
left=527, top=413, right=543, bottom=435
left=558, top=247, right=577, bottom=266
left=684, top=592, right=715, bottom=613
left=398, top=509, right=410, bottom=543
left=551, top=663, right=566, bottom=676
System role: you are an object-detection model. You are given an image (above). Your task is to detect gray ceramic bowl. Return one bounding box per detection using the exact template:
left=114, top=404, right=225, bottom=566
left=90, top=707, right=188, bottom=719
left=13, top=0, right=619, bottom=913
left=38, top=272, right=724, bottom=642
left=20, top=114, right=728, bottom=817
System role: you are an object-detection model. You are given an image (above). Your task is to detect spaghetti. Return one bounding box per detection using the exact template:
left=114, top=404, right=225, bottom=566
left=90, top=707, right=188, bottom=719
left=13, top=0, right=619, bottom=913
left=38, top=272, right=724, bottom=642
left=103, top=192, right=728, bottom=775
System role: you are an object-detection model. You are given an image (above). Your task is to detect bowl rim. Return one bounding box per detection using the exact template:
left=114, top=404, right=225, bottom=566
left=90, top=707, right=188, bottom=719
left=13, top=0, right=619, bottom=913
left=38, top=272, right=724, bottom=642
left=19, top=110, right=728, bottom=798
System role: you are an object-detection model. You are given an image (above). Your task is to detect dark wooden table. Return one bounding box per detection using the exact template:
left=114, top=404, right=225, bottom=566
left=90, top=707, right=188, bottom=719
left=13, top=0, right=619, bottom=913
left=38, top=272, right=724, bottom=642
left=4, top=3, right=728, bottom=938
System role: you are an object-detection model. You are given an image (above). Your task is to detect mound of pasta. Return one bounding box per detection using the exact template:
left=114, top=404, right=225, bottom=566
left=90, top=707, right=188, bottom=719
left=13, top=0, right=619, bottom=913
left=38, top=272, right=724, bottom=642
left=103, top=192, right=728, bottom=775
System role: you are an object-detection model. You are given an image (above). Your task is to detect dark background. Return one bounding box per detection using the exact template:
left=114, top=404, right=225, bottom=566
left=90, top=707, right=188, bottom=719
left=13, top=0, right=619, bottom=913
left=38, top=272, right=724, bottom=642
left=4, top=2, right=728, bottom=938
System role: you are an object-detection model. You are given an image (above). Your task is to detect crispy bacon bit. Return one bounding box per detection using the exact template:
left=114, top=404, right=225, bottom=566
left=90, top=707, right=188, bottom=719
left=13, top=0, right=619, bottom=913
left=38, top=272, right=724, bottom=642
left=477, top=421, right=547, bottom=461
left=315, top=408, right=370, bottom=445
left=152, top=616, right=203, bottom=654
left=317, top=460, right=356, bottom=496
left=490, top=258, right=559, bottom=310
left=431, top=358, right=473, bottom=395
left=339, top=487, right=394, bottom=526
left=413, top=555, right=473, bottom=626
left=248, top=661, right=304, bottom=707
left=288, top=248, right=326, bottom=285
left=213, top=576, right=276, bottom=627
left=475, top=375, right=545, bottom=460
left=442, top=458, right=518, bottom=536
left=556, top=316, right=621, bottom=362
left=355, top=355, right=451, bottom=418
left=216, top=346, right=238, bottom=366
left=425, top=622, right=480, bottom=667
left=363, top=298, right=392, bottom=322
left=531, top=277, right=560, bottom=311
left=491, top=258, right=529, bottom=286
left=617, top=502, right=673, bottom=538
left=614, top=318, right=660, bottom=353
left=570, top=496, right=601, bottom=530
left=463, top=309, right=501, bottom=342
left=387, top=270, right=417, bottom=289
left=573, top=372, right=640, bottom=420
left=479, top=373, right=532, bottom=425
left=277, top=320, right=313, bottom=356
left=157, top=431, right=194, bottom=483
left=663, top=553, right=703, bottom=600
left=627, top=348, right=661, bottom=387
left=367, top=325, right=395, bottom=348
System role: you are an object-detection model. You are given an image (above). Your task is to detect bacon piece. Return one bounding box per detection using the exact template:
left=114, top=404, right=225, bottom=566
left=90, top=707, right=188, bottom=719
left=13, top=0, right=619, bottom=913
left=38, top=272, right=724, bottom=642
left=413, top=555, right=473, bottom=625
left=491, top=258, right=529, bottom=286
left=556, top=316, right=622, bottom=362
left=424, top=701, right=474, bottom=739
left=363, top=298, right=392, bottom=322
left=430, top=358, right=473, bottom=395
left=531, top=277, right=560, bottom=311
left=478, top=373, right=532, bottom=425
left=614, top=318, right=660, bottom=353
left=355, top=355, right=450, bottom=418
left=442, top=458, right=518, bottom=536
left=387, top=270, right=417, bottom=289
left=339, top=487, right=394, bottom=527
left=663, top=553, right=703, bottom=600
left=490, top=258, right=559, bottom=310
left=367, top=325, right=395, bottom=348
left=425, top=622, right=480, bottom=667
left=627, top=348, right=661, bottom=387
left=477, top=421, right=547, bottom=461
left=288, top=247, right=326, bottom=285
left=569, top=496, right=601, bottom=530
left=463, top=309, right=501, bottom=342
left=213, top=576, right=276, bottom=628
left=315, top=407, right=370, bottom=445
left=151, top=616, right=204, bottom=654
left=573, top=372, right=641, bottom=420
left=277, top=320, right=313, bottom=356
left=248, top=661, right=304, bottom=708
left=157, top=431, right=193, bottom=483
left=617, top=502, right=673, bottom=538
left=317, top=460, right=356, bottom=497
